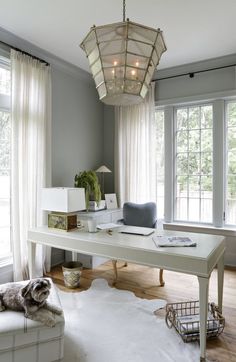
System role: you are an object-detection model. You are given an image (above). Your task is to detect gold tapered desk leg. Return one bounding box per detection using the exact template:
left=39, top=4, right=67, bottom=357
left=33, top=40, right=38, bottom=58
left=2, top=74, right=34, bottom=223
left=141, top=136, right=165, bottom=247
left=112, top=260, right=118, bottom=282
left=159, top=268, right=165, bottom=286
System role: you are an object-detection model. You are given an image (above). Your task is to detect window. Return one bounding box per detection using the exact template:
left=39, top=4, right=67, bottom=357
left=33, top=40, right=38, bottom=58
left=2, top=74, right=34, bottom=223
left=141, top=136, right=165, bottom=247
left=175, top=105, right=213, bottom=223
left=225, top=101, right=236, bottom=225
left=0, top=62, right=10, bottom=95
left=156, top=98, right=236, bottom=228
left=154, top=109, right=165, bottom=219
left=0, top=57, right=11, bottom=260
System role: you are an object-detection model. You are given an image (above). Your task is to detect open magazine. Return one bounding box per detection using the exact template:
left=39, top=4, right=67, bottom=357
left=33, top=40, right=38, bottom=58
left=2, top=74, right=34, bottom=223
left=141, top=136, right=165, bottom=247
left=153, top=235, right=197, bottom=247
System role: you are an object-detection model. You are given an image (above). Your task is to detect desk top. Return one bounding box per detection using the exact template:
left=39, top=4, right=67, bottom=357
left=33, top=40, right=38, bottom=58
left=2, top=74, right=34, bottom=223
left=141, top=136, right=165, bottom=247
left=28, top=226, right=225, bottom=277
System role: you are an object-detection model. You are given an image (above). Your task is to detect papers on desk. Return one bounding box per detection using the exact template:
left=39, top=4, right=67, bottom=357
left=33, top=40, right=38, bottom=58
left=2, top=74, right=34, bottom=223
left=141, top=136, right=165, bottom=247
left=153, top=235, right=197, bottom=247
left=96, top=223, right=121, bottom=230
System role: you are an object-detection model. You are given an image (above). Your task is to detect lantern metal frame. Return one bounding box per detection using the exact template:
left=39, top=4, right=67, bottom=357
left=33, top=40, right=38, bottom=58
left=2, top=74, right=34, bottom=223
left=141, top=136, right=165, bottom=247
left=80, top=1, right=167, bottom=106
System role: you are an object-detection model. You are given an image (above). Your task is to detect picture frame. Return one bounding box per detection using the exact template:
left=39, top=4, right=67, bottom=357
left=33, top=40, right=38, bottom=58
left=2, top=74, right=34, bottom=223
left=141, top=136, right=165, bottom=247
left=105, top=193, right=118, bottom=209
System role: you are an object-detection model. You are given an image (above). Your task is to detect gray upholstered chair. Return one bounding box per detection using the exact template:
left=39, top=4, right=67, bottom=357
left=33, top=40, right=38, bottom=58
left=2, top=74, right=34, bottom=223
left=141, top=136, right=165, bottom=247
left=112, top=202, right=165, bottom=286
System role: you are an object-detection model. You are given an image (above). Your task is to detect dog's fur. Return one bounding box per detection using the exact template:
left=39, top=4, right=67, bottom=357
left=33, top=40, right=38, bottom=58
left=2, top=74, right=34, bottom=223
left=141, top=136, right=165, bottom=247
left=0, top=278, right=63, bottom=327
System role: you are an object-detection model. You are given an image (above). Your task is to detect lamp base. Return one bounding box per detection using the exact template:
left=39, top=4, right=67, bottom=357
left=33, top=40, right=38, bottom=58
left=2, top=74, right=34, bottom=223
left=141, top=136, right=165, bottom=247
left=48, top=212, right=77, bottom=231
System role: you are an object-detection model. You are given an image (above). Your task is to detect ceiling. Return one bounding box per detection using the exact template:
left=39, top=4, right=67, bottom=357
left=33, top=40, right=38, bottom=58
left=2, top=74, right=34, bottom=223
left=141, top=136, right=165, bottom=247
left=0, top=0, right=236, bottom=73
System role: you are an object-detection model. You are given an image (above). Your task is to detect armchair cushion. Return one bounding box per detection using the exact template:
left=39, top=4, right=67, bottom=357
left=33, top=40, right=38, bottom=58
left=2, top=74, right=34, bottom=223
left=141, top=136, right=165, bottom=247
left=123, top=202, right=157, bottom=228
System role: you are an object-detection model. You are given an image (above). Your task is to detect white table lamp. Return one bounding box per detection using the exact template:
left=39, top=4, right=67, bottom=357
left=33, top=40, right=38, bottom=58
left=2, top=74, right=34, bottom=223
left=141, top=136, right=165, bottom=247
left=95, top=165, right=111, bottom=198
left=42, top=187, right=86, bottom=230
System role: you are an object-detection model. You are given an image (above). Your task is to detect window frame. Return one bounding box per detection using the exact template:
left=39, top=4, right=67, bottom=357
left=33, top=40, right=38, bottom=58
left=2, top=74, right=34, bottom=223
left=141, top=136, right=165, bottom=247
left=173, top=102, right=213, bottom=224
left=157, top=96, right=236, bottom=229
left=224, top=99, right=236, bottom=226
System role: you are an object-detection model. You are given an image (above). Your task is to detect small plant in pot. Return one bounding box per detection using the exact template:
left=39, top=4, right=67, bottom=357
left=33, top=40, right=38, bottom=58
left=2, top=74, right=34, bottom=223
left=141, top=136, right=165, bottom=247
left=74, top=170, right=101, bottom=211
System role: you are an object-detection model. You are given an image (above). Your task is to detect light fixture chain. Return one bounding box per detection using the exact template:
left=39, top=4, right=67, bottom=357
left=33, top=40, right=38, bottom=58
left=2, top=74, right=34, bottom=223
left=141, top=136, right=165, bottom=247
left=123, top=0, right=126, bottom=21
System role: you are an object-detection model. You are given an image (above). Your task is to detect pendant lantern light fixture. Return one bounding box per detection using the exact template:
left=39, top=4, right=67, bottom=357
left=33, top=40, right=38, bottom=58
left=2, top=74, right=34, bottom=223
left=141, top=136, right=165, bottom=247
left=80, top=0, right=167, bottom=106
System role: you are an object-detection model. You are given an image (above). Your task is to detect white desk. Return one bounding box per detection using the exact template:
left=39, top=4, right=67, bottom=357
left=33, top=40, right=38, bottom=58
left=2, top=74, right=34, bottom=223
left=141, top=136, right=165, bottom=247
left=28, top=226, right=225, bottom=362
left=75, top=208, right=123, bottom=267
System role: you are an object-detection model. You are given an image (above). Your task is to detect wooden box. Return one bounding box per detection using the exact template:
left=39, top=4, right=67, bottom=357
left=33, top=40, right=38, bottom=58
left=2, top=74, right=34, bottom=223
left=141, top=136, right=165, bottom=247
left=48, top=212, right=77, bottom=231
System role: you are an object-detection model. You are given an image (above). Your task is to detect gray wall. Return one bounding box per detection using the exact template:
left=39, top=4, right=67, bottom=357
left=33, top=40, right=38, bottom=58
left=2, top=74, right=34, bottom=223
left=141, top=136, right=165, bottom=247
left=51, top=67, right=104, bottom=187
left=50, top=67, right=104, bottom=266
left=50, top=66, right=104, bottom=266
left=103, top=105, right=115, bottom=194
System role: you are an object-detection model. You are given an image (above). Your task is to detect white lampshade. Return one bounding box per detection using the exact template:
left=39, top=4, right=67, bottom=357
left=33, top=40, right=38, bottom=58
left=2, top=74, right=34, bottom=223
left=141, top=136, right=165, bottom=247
left=95, top=165, right=112, bottom=173
left=42, top=187, right=86, bottom=213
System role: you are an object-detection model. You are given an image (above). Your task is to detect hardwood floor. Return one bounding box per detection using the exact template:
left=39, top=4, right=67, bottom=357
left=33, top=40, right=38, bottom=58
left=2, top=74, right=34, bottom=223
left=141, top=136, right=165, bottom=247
left=46, top=261, right=236, bottom=362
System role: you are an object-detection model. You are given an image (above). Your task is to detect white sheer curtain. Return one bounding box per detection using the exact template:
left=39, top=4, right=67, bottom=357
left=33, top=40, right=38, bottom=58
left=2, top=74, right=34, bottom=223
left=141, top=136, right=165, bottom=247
left=11, top=49, right=51, bottom=281
left=115, top=83, right=157, bottom=206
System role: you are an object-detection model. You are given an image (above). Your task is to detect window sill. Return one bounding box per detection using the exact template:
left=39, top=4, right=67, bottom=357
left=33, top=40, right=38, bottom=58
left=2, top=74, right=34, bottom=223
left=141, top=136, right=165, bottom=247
left=163, top=222, right=236, bottom=237
left=0, top=256, right=13, bottom=268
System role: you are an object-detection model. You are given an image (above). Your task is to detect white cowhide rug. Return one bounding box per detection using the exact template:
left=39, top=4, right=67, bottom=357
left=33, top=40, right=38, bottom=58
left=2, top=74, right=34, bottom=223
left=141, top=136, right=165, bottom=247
left=58, top=279, right=200, bottom=362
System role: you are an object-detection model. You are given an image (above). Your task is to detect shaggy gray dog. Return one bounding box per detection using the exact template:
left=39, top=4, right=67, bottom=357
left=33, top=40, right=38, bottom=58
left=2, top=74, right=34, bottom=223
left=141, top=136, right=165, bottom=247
left=0, top=278, right=63, bottom=327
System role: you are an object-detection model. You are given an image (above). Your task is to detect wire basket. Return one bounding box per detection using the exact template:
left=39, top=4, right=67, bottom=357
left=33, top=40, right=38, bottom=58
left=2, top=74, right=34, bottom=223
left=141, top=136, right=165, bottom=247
left=165, top=300, right=225, bottom=342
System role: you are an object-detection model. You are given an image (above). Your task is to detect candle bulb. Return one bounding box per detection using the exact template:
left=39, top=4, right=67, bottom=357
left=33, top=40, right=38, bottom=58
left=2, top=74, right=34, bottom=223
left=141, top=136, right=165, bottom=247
left=112, top=61, right=118, bottom=79
left=131, top=69, right=136, bottom=79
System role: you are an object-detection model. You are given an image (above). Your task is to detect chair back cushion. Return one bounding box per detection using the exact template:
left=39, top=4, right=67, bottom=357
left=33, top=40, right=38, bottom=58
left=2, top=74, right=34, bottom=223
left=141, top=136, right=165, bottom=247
left=123, top=202, right=157, bottom=228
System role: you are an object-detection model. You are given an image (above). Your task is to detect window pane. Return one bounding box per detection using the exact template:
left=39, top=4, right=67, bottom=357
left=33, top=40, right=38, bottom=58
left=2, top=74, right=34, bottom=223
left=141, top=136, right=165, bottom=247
left=228, top=152, right=236, bottom=175
left=189, top=176, right=200, bottom=197
left=176, top=153, right=188, bottom=175
left=226, top=102, right=236, bottom=225
left=0, top=67, right=10, bottom=95
left=201, top=129, right=212, bottom=151
left=189, top=152, right=200, bottom=175
left=189, top=107, right=200, bottom=129
left=201, top=152, right=212, bottom=175
left=0, top=110, right=11, bottom=257
left=201, top=105, right=213, bottom=128
left=227, top=175, right=236, bottom=199
left=175, top=104, right=213, bottom=223
left=201, top=176, right=212, bottom=198
left=176, top=108, right=187, bottom=130
left=154, top=110, right=164, bottom=219
left=176, top=131, right=188, bottom=152
left=176, top=198, right=187, bottom=220
left=189, top=198, right=200, bottom=221
left=189, top=130, right=200, bottom=150
left=227, top=127, right=236, bottom=150
left=176, top=176, right=188, bottom=197
left=226, top=200, right=236, bottom=224
left=227, top=102, right=236, bottom=127
left=201, top=199, right=212, bottom=223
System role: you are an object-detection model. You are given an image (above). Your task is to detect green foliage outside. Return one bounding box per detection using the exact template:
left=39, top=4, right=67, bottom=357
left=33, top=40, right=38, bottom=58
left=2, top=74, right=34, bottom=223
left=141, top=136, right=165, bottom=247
left=0, top=112, right=10, bottom=176
left=227, top=102, right=236, bottom=199
left=176, top=106, right=213, bottom=195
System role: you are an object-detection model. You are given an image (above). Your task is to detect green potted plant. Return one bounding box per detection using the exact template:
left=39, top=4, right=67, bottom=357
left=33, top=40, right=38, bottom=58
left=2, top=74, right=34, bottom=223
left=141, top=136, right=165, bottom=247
left=74, top=170, right=101, bottom=210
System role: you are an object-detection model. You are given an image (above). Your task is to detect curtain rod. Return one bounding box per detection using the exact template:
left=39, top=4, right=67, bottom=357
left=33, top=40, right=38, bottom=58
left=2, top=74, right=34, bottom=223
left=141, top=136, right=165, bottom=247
left=0, top=39, right=49, bottom=66
left=153, top=63, right=236, bottom=81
